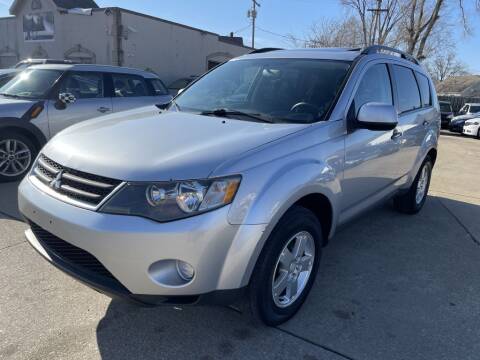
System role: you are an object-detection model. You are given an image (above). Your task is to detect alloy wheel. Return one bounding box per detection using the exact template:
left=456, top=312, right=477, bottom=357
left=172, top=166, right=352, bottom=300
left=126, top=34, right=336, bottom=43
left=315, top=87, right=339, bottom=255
left=0, top=139, right=32, bottom=177
left=415, top=164, right=430, bottom=205
left=272, top=231, right=315, bottom=308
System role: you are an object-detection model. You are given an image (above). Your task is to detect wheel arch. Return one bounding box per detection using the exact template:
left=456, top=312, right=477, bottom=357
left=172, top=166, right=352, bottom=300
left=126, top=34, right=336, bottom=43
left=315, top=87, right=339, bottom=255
left=0, top=121, right=47, bottom=152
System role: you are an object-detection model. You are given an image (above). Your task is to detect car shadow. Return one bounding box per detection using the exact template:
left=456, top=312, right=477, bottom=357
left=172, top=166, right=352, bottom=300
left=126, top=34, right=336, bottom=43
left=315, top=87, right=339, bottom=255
left=0, top=181, right=22, bottom=221
left=95, top=195, right=480, bottom=360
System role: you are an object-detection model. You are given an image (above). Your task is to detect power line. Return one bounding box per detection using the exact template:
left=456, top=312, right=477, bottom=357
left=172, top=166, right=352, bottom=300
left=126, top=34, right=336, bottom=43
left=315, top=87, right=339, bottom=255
left=256, top=26, right=308, bottom=44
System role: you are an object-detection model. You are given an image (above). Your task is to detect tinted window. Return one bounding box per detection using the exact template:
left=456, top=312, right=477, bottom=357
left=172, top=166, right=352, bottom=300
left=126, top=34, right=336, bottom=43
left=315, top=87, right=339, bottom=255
left=175, top=59, right=351, bottom=123
left=470, top=105, right=480, bottom=113
left=393, top=65, right=421, bottom=113
left=112, top=74, right=148, bottom=97
left=439, top=102, right=452, bottom=112
left=415, top=72, right=431, bottom=107
left=0, top=75, right=14, bottom=88
left=149, top=79, right=169, bottom=96
left=59, top=72, right=104, bottom=99
left=354, top=64, right=393, bottom=114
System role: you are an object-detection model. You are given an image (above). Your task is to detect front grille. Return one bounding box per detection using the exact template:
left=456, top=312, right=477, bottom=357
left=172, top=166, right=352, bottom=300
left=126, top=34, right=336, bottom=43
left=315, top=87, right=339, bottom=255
left=32, top=154, right=122, bottom=207
left=29, top=220, right=116, bottom=281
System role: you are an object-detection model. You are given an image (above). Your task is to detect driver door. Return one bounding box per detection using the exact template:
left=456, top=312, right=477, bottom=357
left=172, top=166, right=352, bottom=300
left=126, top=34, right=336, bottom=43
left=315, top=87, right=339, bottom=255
left=341, top=63, right=402, bottom=212
left=47, top=71, right=112, bottom=136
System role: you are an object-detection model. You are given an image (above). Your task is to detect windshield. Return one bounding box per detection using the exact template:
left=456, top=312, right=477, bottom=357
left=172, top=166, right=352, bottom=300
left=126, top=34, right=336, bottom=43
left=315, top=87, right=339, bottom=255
left=439, top=102, right=451, bottom=112
left=174, top=58, right=351, bottom=123
left=0, top=69, right=62, bottom=99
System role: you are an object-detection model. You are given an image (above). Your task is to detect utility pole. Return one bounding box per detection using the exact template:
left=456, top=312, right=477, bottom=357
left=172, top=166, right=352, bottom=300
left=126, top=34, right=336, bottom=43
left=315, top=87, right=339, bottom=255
left=367, top=0, right=388, bottom=45
left=247, top=0, right=260, bottom=48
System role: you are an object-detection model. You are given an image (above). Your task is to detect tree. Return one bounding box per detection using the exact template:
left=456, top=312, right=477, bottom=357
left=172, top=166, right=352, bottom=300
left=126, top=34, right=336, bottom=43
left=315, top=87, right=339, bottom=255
left=425, top=51, right=469, bottom=82
left=305, top=17, right=364, bottom=48
left=338, top=0, right=474, bottom=58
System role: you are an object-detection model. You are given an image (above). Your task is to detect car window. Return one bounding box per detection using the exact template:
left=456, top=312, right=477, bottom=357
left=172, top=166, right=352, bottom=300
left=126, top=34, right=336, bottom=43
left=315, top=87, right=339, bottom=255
left=439, top=102, right=452, bottom=112
left=175, top=59, right=351, bottom=123
left=470, top=105, right=480, bottom=113
left=415, top=72, right=431, bottom=107
left=354, top=64, right=393, bottom=115
left=149, top=79, right=169, bottom=96
left=0, top=75, right=14, bottom=88
left=393, top=65, right=421, bottom=113
left=59, top=72, right=104, bottom=99
left=112, top=74, right=149, bottom=97
left=168, top=79, right=190, bottom=90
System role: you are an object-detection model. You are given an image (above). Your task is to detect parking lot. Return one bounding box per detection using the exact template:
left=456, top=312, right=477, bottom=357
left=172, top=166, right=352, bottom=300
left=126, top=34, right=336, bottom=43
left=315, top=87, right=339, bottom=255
left=0, top=133, right=479, bottom=360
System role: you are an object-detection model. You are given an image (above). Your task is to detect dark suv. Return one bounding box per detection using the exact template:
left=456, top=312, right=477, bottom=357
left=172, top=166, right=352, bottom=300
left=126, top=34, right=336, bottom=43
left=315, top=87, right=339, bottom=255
left=439, top=101, right=454, bottom=129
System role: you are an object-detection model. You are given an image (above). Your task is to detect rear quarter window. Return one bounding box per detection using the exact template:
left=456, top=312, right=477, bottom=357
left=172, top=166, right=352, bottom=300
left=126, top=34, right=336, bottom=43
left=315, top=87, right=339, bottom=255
left=392, top=65, right=421, bottom=113
left=415, top=72, right=431, bottom=107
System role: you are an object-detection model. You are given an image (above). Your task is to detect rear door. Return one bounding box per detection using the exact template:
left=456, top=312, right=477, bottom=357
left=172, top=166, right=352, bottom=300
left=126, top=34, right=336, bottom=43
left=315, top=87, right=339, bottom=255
left=342, top=63, right=402, bottom=211
left=47, top=71, right=112, bottom=136
left=110, top=73, right=171, bottom=113
left=390, top=65, right=433, bottom=176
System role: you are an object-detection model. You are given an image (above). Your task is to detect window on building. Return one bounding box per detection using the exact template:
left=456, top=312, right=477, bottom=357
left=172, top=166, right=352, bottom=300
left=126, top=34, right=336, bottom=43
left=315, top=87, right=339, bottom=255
left=59, top=72, right=104, bottom=99
left=392, top=65, right=421, bottom=113
left=112, top=73, right=148, bottom=97
left=148, top=79, right=169, bottom=96
left=354, top=64, right=393, bottom=115
left=415, top=72, right=431, bottom=107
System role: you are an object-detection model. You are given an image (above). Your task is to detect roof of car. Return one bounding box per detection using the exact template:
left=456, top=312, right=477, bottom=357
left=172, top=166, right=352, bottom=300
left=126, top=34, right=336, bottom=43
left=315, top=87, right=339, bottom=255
left=238, top=48, right=361, bottom=62
left=236, top=47, right=424, bottom=70
left=28, top=64, right=159, bottom=78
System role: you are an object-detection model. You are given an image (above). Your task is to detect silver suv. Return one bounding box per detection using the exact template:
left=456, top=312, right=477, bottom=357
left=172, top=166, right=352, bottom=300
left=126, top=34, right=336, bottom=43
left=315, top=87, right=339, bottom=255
left=18, top=46, right=440, bottom=325
left=0, top=64, right=172, bottom=182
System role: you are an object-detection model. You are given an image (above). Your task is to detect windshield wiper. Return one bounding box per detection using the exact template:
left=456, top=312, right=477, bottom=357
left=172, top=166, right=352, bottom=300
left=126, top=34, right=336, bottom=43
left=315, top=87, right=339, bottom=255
left=200, top=108, right=274, bottom=123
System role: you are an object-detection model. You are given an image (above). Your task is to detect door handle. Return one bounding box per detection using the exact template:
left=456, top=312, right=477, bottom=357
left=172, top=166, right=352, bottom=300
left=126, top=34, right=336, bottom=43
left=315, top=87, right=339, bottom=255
left=391, top=128, right=403, bottom=140
left=97, top=107, right=111, bottom=113
left=423, top=120, right=429, bottom=126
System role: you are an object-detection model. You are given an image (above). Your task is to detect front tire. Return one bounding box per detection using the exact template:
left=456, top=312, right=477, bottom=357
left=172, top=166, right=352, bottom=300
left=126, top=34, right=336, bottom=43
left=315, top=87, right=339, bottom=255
left=394, top=156, right=433, bottom=214
left=0, top=131, right=37, bottom=183
left=247, top=206, right=323, bottom=326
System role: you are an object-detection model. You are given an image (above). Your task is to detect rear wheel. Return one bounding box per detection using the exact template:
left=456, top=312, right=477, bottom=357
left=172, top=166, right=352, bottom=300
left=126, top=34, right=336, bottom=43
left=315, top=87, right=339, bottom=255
left=247, top=206, right=322, bottom=326
left=394, top=156, right=433, bottom=214
left=0, top=131, right=37, bottom=183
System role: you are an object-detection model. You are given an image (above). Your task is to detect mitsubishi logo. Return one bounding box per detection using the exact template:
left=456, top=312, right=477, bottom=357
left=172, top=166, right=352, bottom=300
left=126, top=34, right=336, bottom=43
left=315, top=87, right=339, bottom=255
left=50, top=170, right=64, bottom=190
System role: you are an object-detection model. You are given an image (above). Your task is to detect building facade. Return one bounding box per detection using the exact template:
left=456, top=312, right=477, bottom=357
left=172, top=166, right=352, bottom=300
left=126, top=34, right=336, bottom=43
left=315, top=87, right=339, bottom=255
left=0, top=0, right=251, bottom=83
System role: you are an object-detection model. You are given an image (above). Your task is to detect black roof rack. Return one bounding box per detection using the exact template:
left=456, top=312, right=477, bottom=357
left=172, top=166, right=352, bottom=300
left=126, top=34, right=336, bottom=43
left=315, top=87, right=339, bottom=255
left=361, top=45, right=419, bottom=65
left=249, top=48, right=283, bottom=54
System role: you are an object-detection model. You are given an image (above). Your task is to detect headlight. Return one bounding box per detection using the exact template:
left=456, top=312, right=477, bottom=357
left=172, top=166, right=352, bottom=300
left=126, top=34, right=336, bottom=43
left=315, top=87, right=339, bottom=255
left=100, top=176, right=241, bottom=222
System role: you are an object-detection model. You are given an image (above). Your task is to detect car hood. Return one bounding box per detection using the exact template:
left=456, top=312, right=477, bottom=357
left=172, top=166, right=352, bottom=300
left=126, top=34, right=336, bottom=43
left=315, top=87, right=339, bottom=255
left=43, top=108, right=307, bottom=181
left=0, top=96, right=37, bottom=118
left=452, top=114, right=477, bottom=122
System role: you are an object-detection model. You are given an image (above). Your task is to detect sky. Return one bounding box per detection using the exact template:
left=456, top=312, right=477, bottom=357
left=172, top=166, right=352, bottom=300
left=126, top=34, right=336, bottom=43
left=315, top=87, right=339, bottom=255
left=1, top=0, right=479, bottom=73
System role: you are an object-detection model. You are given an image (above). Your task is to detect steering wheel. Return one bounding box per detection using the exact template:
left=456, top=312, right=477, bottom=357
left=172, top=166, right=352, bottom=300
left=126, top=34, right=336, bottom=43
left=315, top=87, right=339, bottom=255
left=290, top=102, right=320, bottom=114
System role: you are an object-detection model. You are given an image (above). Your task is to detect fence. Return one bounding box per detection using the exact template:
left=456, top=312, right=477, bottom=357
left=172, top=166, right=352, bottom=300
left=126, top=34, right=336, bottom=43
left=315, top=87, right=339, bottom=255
left=438, top=95, right=480, bottom=113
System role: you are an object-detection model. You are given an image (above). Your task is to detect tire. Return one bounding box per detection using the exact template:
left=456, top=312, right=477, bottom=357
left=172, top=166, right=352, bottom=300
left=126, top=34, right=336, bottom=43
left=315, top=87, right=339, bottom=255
left=477, top=128, right=480, bottom=139
left=247, top=206, right=323, bottom=326
left=0, top=131, right=38, bottom=183
left=393, top=156, right=433, bottom=214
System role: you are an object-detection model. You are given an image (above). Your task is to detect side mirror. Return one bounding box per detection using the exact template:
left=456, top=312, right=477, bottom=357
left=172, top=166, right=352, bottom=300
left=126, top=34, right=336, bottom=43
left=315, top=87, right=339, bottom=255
left=357, top=102, right=398, bottom=131
left=58, top=92, right=76, bottom=105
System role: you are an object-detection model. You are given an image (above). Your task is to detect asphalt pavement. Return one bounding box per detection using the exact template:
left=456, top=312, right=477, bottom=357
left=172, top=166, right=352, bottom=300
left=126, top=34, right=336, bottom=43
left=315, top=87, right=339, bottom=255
left=1, top=134, right=479, bottom=360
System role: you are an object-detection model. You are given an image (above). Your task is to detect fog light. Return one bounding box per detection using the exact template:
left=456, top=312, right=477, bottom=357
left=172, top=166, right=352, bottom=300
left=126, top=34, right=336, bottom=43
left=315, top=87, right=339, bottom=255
left=176, top=260, right=195, bottom=281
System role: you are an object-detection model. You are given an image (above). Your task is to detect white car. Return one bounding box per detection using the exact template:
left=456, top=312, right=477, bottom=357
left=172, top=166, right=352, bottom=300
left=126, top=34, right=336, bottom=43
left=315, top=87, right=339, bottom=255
left=463, top=117, right=480, bottom=138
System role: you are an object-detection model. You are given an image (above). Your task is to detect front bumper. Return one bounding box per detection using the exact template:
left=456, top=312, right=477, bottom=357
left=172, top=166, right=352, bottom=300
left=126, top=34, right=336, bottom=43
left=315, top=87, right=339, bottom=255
left=19, top=177, right=266, bottom=302
left=463, top=125, right=479, bottom=136
left=449, top=123, right=464, bottom=133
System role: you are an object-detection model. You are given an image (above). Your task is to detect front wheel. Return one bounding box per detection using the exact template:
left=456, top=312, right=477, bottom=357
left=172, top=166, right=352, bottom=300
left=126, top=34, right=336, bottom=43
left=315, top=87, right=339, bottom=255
left=0, top=132, right=37, bottom=183
left=394, top=156, right=433, bottom=214
left=247, top=206, right=322, bottom=326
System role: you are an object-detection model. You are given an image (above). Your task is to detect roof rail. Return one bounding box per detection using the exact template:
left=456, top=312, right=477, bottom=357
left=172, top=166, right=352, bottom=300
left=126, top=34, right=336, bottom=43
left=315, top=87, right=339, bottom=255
left=249, top=48, right=283, bottom=54
left=361, top=45, right=419, bottom=65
